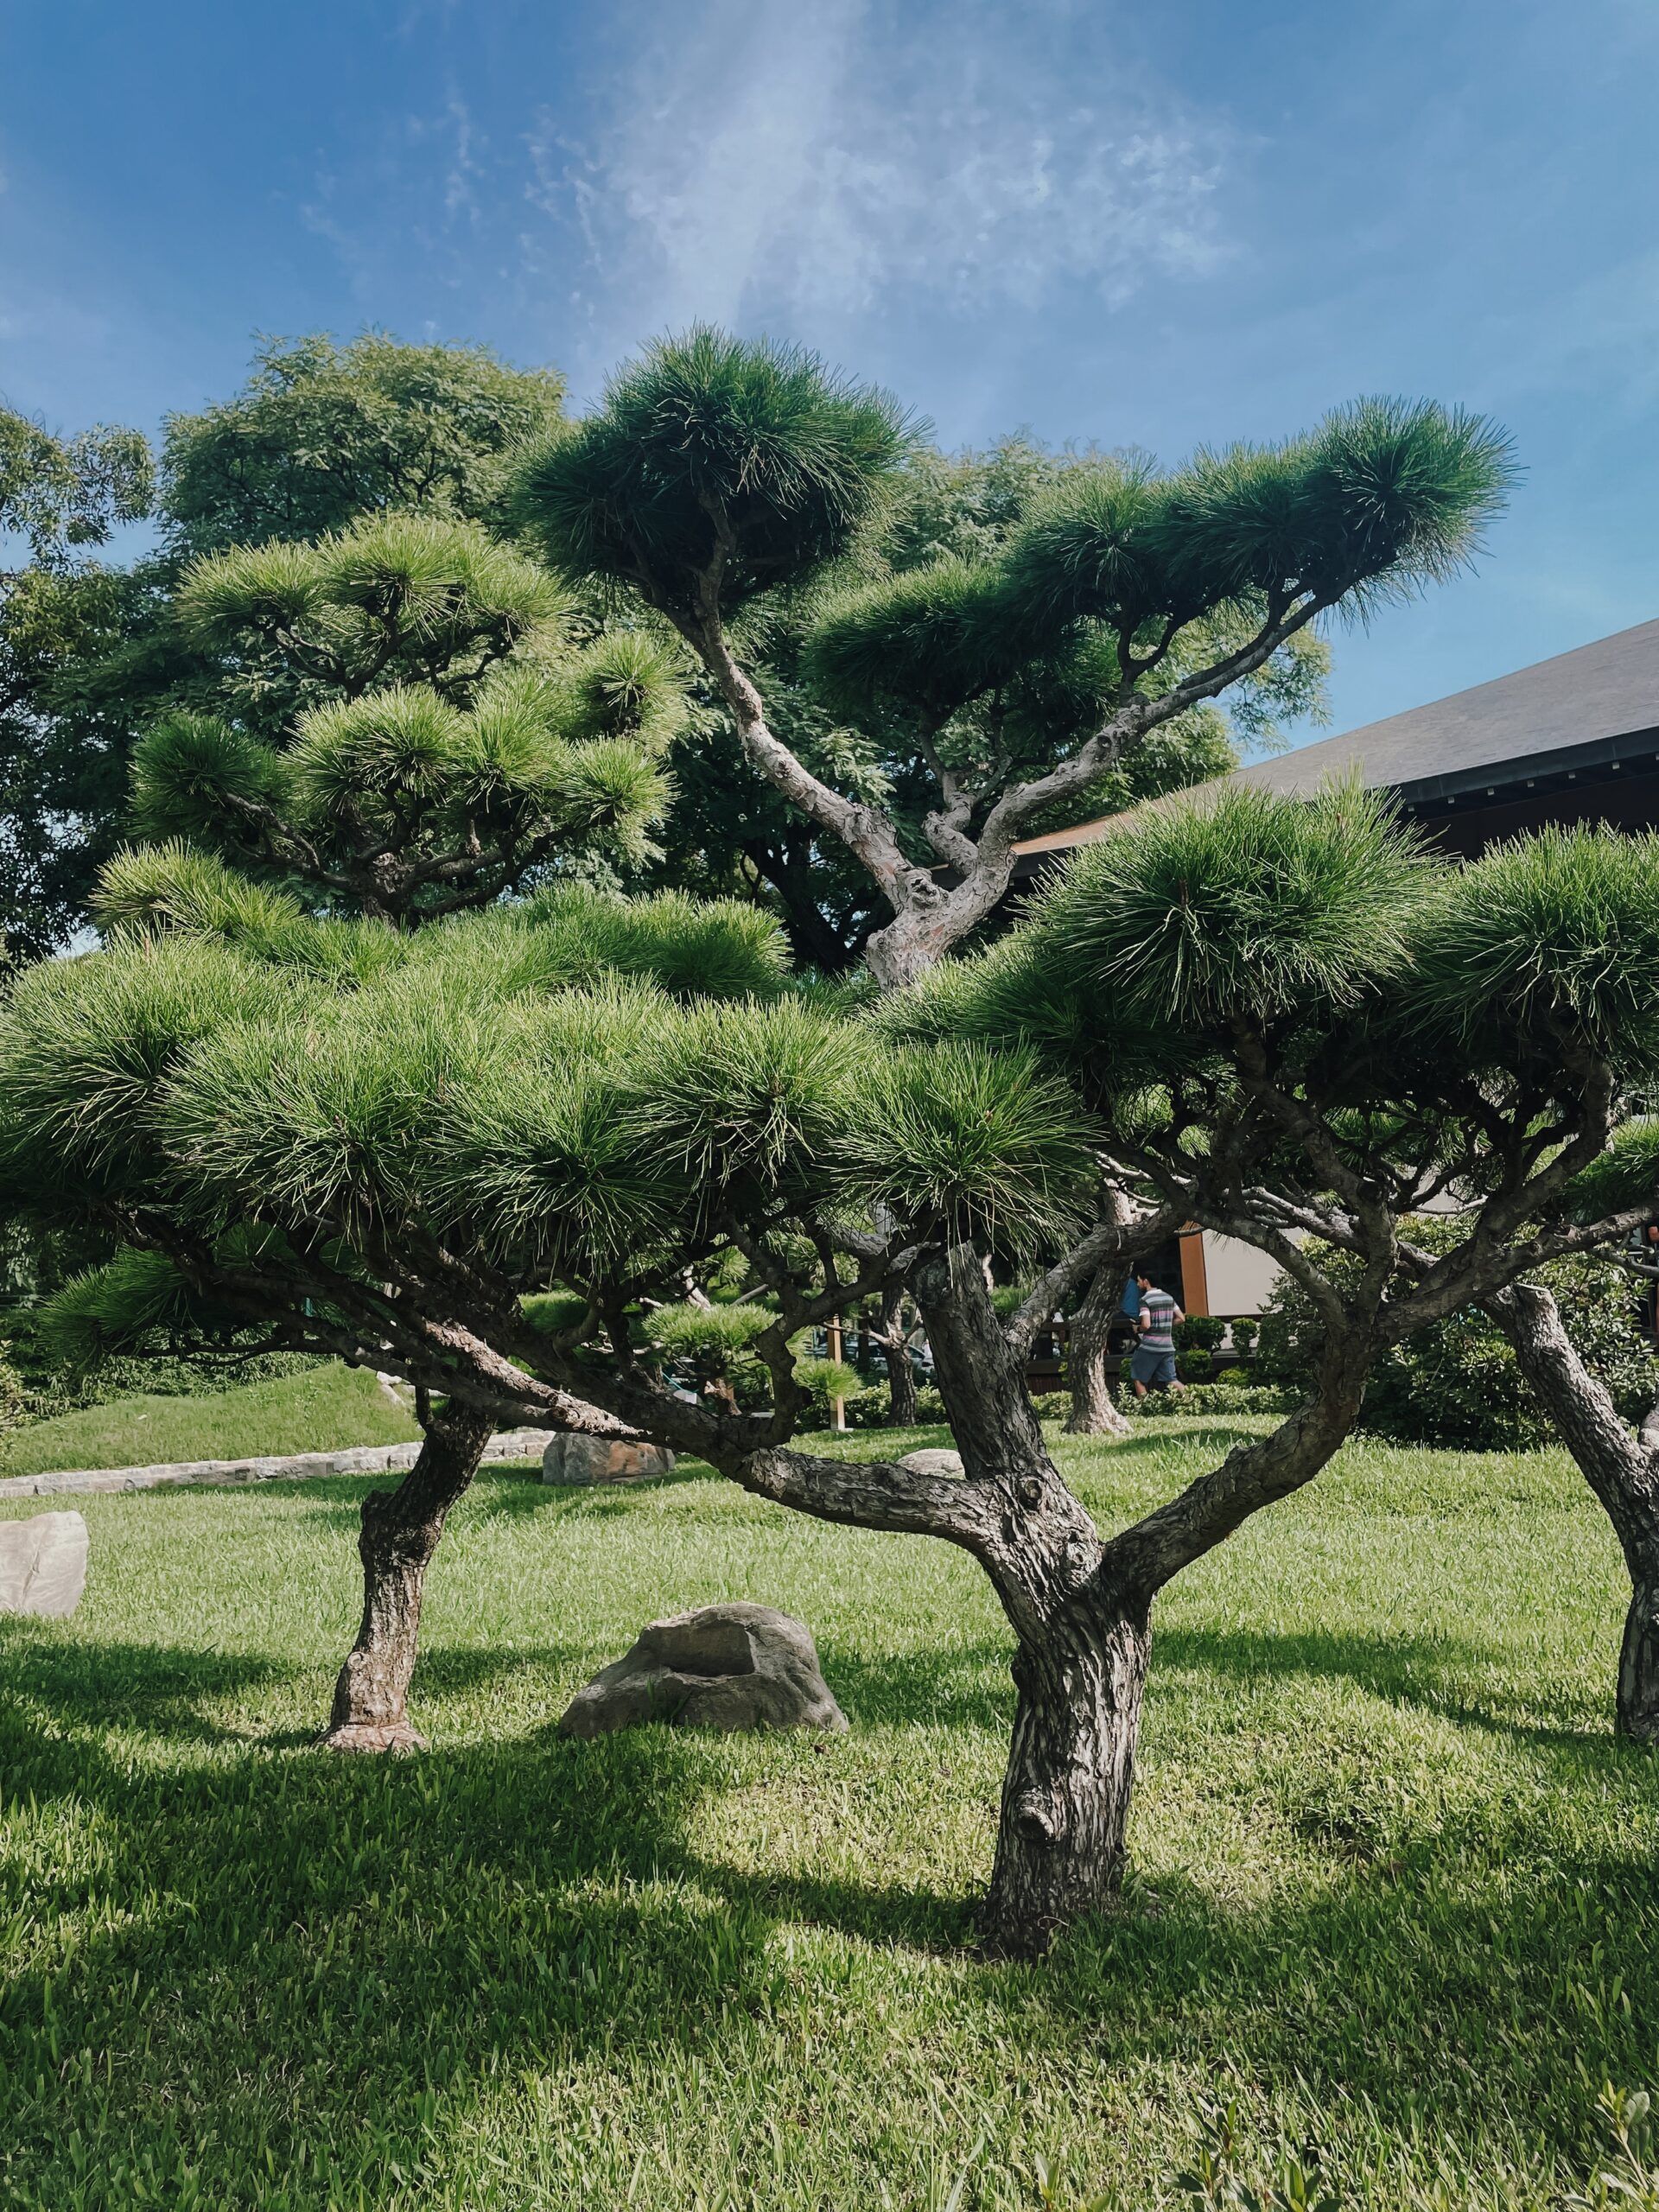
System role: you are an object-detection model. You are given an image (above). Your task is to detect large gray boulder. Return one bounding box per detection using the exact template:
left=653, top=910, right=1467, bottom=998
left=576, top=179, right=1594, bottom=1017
left=0, top=1511, right=88, bottom=1617
left=543, top=1433, right=676, bottom=1485
left=557, top=1602, right=847, bottom=1738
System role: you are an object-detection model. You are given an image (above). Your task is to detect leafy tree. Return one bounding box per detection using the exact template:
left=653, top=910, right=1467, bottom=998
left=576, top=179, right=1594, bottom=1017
left=5, top=791, right=1653, bottom=1954
left=159, top=332, right=564, bottom=556
left=1255, top=1229, right=1659, bottom=1448
left=1, top=335, right=568, bottom=956
left=0, top=405, right=154, bottom=963
left=0, top=406, right=150, bottom=562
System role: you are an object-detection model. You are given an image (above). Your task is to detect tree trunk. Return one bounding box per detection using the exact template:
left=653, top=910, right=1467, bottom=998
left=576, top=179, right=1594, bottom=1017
left=323, top=1402, right=496, bottom=1753
left=979, top=1592, right=1150, bottom=1957
left=880, top=1286, right=918, bottom=1426
left=1065, top=1266, right=1132, bottom=1440
left=1619, top=1563, right=1659, bottom=1745
left=1491, top=1283, right=1659, bottom=1742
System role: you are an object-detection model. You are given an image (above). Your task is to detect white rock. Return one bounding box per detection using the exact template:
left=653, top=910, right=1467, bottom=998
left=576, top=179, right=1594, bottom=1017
left=899, top=1446, right=965, bottom=1478
left=0, top=1511, right=88, bottom=1617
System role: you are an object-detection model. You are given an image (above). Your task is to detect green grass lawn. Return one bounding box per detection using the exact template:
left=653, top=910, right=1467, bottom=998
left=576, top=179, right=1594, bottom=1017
left=0, top=1361, right=421, bottom=1479
left=3, top=1417, right=1658, bottom=2209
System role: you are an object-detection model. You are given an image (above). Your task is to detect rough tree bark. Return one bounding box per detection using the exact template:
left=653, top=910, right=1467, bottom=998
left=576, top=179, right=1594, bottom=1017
left=879, top=1285, right=919, bottom=1426
left=979, top=1580, right=1150, bottom=1952
left=1491, top=1282, right=1659, bottom=1742
left=323, top=1401, right=497, bottom=1752
left=1064, top=1263, right=1133, bottom=1440
left=908, top=1245, right=1148, bottom=1953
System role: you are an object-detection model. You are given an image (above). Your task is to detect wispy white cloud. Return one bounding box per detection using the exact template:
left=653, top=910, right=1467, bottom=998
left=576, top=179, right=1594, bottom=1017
left=528, top=0, right=1231, bottom=349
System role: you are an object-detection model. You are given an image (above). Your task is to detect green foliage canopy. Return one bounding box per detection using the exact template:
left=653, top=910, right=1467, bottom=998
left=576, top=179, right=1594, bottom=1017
left=512, top=332, right=1512, bottom=989
left=123, top=513, right=688, bottom=921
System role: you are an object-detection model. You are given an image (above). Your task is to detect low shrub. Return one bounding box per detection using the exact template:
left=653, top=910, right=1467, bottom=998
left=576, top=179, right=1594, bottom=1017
left=1255, top=1227, right=1659, bottom=1449
left=1129, top=1382, right=1296, bottom=1418
left=833, top=1380, right=950, bottom=1430
left=1174, top=1315, right=1227, bottom=1353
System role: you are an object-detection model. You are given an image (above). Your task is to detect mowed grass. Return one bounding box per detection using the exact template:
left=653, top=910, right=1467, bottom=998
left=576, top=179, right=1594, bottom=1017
left=3, top=1419, right=1658, bottom=2209
left=0, top=1363, right=420, bottom=1480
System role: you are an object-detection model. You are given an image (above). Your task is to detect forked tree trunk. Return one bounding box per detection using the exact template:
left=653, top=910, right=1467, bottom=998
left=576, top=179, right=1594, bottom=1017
left=880, top=1286, right=919, bottom=1426
left=1491, top=1282, right=1659, bottom=1742
left=1065, top=1267, right=1132, bottom=1440
left=980, top=1591, right=1150, bottom=1956
left=324, top=1402, right=496, bottom=1752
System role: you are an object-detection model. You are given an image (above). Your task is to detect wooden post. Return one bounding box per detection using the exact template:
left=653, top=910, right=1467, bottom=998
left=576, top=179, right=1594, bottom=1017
left=827, top=1313, right=846, bottom=1431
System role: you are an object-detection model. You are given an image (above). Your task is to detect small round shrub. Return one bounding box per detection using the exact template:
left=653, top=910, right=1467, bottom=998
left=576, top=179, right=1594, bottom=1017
left=1174, top=1315, right=1227, bottom=1353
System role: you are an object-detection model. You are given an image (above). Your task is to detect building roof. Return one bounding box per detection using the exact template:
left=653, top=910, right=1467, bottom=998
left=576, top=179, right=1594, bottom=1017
left=1012, top=615, right=1659, bottom=860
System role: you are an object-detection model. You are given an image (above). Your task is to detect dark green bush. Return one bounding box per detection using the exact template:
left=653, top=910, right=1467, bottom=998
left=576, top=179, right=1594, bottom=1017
left=1228, top=1316, right=1259, bottom=1358
left=1174, top=1315, right=1227, bottom=1352
left=1176, top=1348, right=1213, bottom=1382
left=1130, top=1382, right=1295, bottom=1419
left=1255, top=1226, right=1659, bottom=1449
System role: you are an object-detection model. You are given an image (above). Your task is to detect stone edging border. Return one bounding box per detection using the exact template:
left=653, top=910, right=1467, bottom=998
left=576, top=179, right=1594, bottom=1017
left=0, top=1429, right=559, bottom=1500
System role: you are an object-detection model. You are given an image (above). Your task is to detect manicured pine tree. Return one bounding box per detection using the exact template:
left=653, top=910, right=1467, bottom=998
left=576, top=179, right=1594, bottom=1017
left=7, top=787, right=1655, bottom=1950
left=2, top=334, right=569, bottom=960
left=508, top=327, right=1514, bottom=1433
left=646, top=428, right=1326, bottom=980
left=128, top=512, right=683, bottom=923
left=48, top=499, right=696, bottom=1749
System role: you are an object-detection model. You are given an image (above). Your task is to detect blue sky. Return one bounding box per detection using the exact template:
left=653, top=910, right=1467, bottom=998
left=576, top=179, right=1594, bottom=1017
left=3, top=0, right=1656, bottom=743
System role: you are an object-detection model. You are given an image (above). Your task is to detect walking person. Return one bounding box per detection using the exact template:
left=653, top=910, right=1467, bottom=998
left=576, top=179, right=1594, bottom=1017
left=1128, top=1266, right=1184, bottom=1399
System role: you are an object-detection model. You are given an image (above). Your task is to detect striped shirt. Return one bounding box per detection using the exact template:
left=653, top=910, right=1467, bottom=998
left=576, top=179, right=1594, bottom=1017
left=1138, top=1288, right=1178, bottom=1351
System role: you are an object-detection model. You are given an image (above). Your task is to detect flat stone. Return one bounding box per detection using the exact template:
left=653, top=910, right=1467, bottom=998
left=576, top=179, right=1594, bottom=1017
left=557, top=1601, right=847, bottom=1738
left=0, top=1427, right=557, bottom=1501
left=899, top=1447, right=965, bottom=1478
left=0, top=1511, right=88, bottom=1617
left=543, top=1433, right=676, bottom=1486
left=486, top=1427, right=561, bottom=1464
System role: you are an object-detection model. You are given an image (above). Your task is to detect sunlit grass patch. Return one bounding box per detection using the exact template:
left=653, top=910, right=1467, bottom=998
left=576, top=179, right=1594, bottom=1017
left=2, top=1420, right=1656, bottom=2208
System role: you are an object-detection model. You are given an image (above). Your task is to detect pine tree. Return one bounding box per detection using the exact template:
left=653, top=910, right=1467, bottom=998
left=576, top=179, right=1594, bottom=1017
left=6, top=788, right=1655, bottom=1944
left=509, top=326, right=1513, bottom=1435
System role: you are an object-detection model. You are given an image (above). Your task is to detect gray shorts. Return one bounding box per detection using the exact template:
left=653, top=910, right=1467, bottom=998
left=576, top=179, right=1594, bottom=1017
left=1130, top=1347, right=1178, bottom=1388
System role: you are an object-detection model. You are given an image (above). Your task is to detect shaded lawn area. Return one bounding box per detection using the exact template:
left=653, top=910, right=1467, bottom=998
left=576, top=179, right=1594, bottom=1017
left=0, top=1362, right=420, bottom=1479
left=3, top=1419, right=1657, bottom=2209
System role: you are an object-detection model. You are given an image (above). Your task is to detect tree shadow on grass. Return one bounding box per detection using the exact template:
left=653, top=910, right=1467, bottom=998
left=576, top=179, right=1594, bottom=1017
left=0, top=1622, right=290, bottom=1752
left=1154, top=1618, right=1627, bottom=1749
left=7, top=1612, right=1659, bottom=2204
